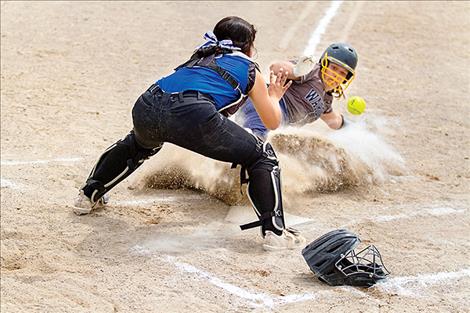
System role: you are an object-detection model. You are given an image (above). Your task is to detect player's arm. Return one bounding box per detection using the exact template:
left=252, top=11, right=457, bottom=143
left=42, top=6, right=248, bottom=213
left=320, top=110, right=344, bottom=130
left=248, top=69, right=292, bottom=130
left=269, top=60, right=300, bottom=81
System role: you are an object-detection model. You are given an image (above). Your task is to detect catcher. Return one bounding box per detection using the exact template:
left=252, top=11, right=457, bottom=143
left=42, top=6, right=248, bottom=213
left=72, top=16, right=305, bottom=251
left=241, top=43, right=358, bottom=139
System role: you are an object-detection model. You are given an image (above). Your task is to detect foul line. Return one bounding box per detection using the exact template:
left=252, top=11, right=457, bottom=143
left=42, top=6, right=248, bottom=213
left=1, top=157, right=82, bottom=166
left=303, top=0, right=343, bottom=56
left=116, top=198, right=174, bottom=206
left=373, top=207, right=466, bottom=222
left=164, top=255, right=318, bottom=308
left=340, top=207, right=467, bottom=228
left=375, top=268, right=470, bottom=297
left=131, top=250, right=470, bottom=309
left=1, top=178, right=21, bottom=189
left=129, top=246, right=319, bottom=308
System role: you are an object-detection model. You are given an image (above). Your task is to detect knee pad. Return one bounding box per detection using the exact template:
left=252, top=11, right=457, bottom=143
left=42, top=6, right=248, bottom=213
left=83, top=131, right=162, bottom=202
left=240, top=141, right=286, bottom=236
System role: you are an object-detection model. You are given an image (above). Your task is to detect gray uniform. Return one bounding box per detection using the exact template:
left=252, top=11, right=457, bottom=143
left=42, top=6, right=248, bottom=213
left=282, top=63, right=333, bottom=125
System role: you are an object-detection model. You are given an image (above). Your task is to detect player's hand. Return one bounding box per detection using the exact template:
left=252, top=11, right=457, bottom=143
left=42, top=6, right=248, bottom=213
left=268, top=68, right=292, bottom=100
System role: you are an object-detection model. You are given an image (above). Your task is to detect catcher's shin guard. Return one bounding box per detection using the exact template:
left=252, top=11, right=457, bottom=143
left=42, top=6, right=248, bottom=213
left=82, top=131, right=162, bottom=203
left=240, top=141, right=285, bottom=236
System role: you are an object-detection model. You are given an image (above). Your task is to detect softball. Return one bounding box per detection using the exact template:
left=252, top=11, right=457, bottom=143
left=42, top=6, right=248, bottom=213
left=347, top=96, right=366, bottom=115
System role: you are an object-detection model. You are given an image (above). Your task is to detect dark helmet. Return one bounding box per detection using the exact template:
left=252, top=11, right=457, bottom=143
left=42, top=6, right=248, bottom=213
left=302, top=229, right=389, bottom=287
left=320, top=43, right=358, bottom=79
left=319, top=43, right=358, bottom=98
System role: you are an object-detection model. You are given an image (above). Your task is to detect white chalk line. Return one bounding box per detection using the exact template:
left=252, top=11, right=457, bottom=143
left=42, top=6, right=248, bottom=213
left=1, top=157, right=82, bottom=166
left=164, top=254, right=331, bottom=308
left=340, top=207, right=467, bottom=228
left=163, top=255, right=389, bottom=307
left=1, top=178, right=21, bottom=189
left=128, top=246, right=318, bottom=308
left=303, top=0, right=343, bottom=56
left=114, top=194, right=204, bottom=207
left=0, top=156, right=81, bottom=190
left=1, top=157, right=82, bottom=190
left=375, top=268, right=470, bottom=297
left=115, top=198, right=175, bottom=206
left=375, top=207, right=466, bottom=222
left=170, top=251, right=470, bottom=302
left=131, top=247, right=470, bottom=308
left=166, top=255, right=298, bottom=308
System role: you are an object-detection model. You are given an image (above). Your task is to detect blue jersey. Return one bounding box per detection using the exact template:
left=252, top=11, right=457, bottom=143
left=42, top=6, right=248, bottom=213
left=157, top=52, right=254, bottom=112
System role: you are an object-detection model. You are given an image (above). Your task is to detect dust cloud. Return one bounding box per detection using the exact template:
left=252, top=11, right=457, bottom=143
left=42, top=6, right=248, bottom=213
left=134, top=115, right=406, bottom=205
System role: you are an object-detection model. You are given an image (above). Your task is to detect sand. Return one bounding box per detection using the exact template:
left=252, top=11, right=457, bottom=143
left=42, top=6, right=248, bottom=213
left=1, top=1, right=469, bottom=312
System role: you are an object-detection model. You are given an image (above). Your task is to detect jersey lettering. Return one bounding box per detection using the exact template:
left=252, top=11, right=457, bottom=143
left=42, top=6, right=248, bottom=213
left=304, top=89, right=324, bottom=117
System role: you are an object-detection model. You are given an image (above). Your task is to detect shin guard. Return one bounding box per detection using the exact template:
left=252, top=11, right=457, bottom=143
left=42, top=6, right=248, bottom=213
left=82, top=131, right=162, bottom=203
left=240, top=141, right=286, bottom=236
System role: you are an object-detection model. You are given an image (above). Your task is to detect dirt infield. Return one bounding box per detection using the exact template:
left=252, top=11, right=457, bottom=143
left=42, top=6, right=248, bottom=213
left=1, top=1, right=469, bottom=312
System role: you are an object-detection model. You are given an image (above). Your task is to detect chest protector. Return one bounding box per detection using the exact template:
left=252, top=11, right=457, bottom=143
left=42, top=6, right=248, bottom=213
left=175, top=50, right=257, bottom=117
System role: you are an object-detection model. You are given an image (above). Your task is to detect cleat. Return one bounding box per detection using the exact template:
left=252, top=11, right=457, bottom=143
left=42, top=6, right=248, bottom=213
left=263, top=227, right=306, bottom=251
left=72, top=190, right=108, bottom=215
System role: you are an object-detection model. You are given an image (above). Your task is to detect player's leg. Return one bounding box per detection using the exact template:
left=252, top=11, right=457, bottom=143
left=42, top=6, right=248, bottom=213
left=164, top=94, right=305, bottom=249
left=73, top=90, right=163, bottom=215
left=73, top=131, right=162, bottom=215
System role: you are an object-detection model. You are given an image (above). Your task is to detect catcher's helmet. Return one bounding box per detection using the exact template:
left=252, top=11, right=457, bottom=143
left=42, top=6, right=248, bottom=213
left=302, top=229, right=389, bottom=287
left=320, top=43, right=358, bottom=97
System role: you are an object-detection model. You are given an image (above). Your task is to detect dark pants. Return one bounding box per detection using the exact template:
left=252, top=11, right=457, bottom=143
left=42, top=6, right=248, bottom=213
left=133, top=86, right=260, bottom=167
left=83, top=85, right=285, bottom=235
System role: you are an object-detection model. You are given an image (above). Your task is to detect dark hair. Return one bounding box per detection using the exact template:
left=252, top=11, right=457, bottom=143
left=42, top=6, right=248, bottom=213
left=213, top=16, right=256, bottom=54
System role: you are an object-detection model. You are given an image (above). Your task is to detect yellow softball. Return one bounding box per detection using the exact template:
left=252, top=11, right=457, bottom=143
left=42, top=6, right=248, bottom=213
left=347, top=96, right=366, bottom=115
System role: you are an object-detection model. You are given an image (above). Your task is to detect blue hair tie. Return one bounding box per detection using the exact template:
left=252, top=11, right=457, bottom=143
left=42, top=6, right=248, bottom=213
left=197, top=31, right=241, bottom=51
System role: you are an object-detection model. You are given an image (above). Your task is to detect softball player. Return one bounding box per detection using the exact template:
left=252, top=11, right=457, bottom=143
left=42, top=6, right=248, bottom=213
left=241, top=43, right=358, bottom=139
left=73, top=16, right=305, bottom=251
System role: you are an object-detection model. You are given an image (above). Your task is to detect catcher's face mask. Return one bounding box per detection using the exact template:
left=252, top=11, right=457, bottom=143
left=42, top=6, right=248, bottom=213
left=321, top=53, right=355, bottom=98
left=302, top=229, right=390, bottom=288
left=335, top=244, right=390, bottom=286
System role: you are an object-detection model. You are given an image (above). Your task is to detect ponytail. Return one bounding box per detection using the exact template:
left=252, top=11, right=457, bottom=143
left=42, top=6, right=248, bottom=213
left=194, top=45, right=232, bottom=58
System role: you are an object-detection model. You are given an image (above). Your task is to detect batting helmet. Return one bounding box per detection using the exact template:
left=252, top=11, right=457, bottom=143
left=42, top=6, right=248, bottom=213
left=302, top=229, right=389, bottom=287
left=320, top=43, right=358, bottom=97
